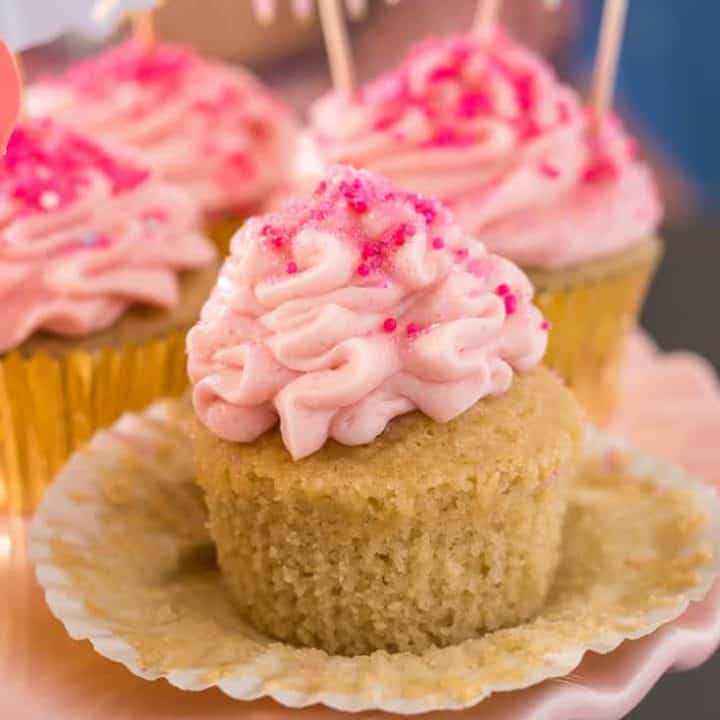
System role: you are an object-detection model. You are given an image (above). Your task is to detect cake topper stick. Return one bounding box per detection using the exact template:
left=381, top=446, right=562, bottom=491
left=473, top=0, right=502, bottom=34
left=93, top=0, right=157, bottom=46
left=129, top=9, right=156, bottom=47
left=590, top=0, right=628, bottom=123
left=318, top=0, right=355, bottom=94
left=0, top=40, right=22, bottom=151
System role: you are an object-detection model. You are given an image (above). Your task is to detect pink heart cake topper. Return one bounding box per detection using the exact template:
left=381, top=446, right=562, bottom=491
left=0, top=39, right=21, bottom=153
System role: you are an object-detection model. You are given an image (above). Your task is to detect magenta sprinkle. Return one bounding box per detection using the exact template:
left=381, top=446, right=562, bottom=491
left=431, top=237, right=445, bottom=250
left=406, top=322, right=420, bottom=336
left=429, top=64, right=459, bottom=83
left=541, top=320, right=552, bottom=331
left=582, top=158, right=619, bottom=183
left=382, top=317, right=397, bottom=333
left=495, top=283, right=510, bottom=297
left=348, top=197, right=369, bottom=214
left=458, top=92, right=492, bottom=118
left=357, top=263, right=370, bottom=276
left=392, top=223, right=416, bottom=246
left=454, top=247, right=469, bottom=262
left=504, top=294, right=518, bottom=315
left=415, top=199, right=437, bottom=225
left=286, top=261, right=298, bottom=274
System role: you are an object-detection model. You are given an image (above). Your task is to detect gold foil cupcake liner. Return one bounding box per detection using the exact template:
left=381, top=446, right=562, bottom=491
left=0, top=333, right=189, bottom=514
left=205, top=212, right=246, bottom=255
left=530, top=237, right=662, bottom=425
left=30, top=398, right=719, bottom=714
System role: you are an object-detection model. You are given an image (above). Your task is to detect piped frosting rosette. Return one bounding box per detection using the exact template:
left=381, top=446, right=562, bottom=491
left=188, top=166, right=548, bottom=459
left=308, top=29, right=661, bottom=270
left=29, top=41, right=297, bottom=215
left=0, top=119, right=215, bottom=353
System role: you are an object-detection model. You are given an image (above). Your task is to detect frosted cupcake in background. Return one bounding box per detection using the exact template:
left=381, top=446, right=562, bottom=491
left=0, top=118, right=217, bottom=512
left=29, top=40, right=298, bottom=253
left=188, top=165, right=582, bottom=655
left=304, top=29, right=663, bottom=423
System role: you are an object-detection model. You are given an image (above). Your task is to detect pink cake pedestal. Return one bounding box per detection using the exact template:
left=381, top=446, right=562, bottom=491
left=3, top=332, right=720, bottom=720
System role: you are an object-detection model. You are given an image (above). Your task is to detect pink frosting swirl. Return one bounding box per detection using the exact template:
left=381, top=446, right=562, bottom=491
left=29, top=40, right=297, bottom=215
left=187, top=166, right=548, bottom=459
left=0, top=119, right=216, bottom=353
left=308, top=29, right=662, bottom=270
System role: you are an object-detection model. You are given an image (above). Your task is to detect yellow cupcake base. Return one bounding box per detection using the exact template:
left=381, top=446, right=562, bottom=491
left=205, top=212, right=246, bottom=255
left=529, top=237, right=662, bottom=425
left=0, top=333, right=188, bottom=514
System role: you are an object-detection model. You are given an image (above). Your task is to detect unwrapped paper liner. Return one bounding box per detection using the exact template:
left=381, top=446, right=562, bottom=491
left=30, top=397, right=720, bottom=714
left=0, top=332, right=188, bottom=514
left=531, top=236, right=662, bottom=424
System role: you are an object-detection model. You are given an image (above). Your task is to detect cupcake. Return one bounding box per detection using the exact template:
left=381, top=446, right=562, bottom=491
left=29, top=39, right=297, bottom=253
left=0, top=118, right=217, bottom=512
left=188, top=166, right=583, bottom=656
left=305, top=29, right=663, bottom=423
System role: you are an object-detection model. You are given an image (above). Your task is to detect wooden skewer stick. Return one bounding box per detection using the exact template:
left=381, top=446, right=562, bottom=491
left=252, top=0, right=277, bottom=26
left=345, top=0, right=368, bottom=20
left=291, top=0, right=314, bottom=22
left=318, top=0, right=355, bottom=94
left=130, top=10, right=156, bottom=47
left=473, top=0, right=502, bottom=34
left=590, top=0, right=628, bottom=124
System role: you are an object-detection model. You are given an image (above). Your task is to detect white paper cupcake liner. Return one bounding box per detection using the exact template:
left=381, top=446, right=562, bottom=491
left=30, top=398, right=720, bottom=714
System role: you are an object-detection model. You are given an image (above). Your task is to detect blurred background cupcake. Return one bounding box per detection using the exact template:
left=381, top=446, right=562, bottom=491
left=188, top=165, right=583, bottom=655
left=0, top=119, right=217, bottom=512
left=303, top=28, right=662, bottom=423
left=29, top=12, right=298, bottom=254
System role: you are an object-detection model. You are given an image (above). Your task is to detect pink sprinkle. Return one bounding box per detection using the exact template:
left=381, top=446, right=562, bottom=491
left=431, top=237, right=445, bottom=250
left=406, top=322, right=421, bottom=336
left=261, top=224, right=273, bottom=236
left=382, top=317, right=397, bottom=333
left=314, top=180, right=327, bottom=195
left=357, top=263, right=370, bottom=276
left=454, top=247, right=469, bottom=262
left=504, top=294, right=518, bottom=315
left=286, top=262, right=298, bottom=274
left=467, top=258, right=490, bottom=278
left=539, top=162, right=560, bottom=179
left=271, top=237, right=284, bottom=249
left=495, top=283, right=510, bottom=297
left=556, top=101, right=571, bottom=124
left=541, top=320, right=552, bottom=331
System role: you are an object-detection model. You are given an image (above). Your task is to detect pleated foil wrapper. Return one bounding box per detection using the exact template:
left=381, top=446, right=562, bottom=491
left=531, top=237, right=662, bottom=425
left=0, top=332, right=188, bottom=514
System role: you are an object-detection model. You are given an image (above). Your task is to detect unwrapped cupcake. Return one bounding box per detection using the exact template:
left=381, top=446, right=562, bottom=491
left=29, top=40, right=298, bottom=253
left=188, top=165, right=583, bottom=656
left=304, top=29, right=663, bottom=423
left=0, top=118, right=217, bottom=511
